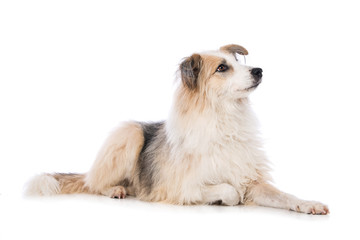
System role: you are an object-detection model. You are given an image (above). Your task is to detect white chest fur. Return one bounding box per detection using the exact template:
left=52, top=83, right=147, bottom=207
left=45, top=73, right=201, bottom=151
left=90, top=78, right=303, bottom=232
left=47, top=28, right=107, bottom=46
left=164, top=98, right=270, bottom=202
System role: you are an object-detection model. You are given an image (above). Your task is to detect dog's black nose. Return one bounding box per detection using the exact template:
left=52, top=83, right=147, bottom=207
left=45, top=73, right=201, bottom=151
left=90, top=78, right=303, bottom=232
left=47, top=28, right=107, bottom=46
left=251, top=68, right=263, bottom=81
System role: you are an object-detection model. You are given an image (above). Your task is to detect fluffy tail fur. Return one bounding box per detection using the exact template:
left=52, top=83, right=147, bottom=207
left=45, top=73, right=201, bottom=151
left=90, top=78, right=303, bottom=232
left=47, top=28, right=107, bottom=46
left=25, top=173, right=90, bottom=196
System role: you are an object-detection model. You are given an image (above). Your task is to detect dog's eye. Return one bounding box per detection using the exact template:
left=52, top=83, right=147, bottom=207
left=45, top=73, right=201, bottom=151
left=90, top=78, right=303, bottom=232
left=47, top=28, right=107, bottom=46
left=216, top=64, right=228, bottom=72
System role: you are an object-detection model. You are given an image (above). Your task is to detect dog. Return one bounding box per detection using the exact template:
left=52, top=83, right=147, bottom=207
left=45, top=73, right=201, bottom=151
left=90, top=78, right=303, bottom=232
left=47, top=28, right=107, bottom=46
left=26, top=44, right=329, bottom=215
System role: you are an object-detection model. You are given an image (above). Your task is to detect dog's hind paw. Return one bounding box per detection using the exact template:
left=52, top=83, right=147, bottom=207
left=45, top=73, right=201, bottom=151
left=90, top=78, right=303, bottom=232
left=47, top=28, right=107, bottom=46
left=102, top=186, right=127, bottom=199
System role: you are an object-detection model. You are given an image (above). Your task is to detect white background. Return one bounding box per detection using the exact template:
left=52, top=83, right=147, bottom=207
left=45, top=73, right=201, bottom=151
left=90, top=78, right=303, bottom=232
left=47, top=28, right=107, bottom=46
left=1, top=0, right=359, bottom=239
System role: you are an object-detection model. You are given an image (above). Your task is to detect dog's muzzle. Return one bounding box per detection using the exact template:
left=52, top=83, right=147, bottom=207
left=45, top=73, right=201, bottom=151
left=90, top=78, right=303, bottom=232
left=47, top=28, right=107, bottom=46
left=245, top=68, right=263, bottom=91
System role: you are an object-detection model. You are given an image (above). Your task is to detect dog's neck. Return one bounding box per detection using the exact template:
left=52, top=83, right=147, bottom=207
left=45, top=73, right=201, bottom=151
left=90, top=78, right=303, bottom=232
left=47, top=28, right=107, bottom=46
left=165, top=87, right=259, bottom=153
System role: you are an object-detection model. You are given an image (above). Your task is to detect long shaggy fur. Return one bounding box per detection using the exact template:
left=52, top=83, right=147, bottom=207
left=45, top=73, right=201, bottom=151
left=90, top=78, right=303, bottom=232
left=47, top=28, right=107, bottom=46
left=25, top=44, right=329, bottom=214
left=25, top=174, right=60, bottom=196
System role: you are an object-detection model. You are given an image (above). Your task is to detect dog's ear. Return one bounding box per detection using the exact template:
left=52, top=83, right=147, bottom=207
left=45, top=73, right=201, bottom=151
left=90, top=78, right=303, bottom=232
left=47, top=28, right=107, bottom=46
left=220, top=44, right=248, bottom=56
left=180, top=54, right=202, bottom=90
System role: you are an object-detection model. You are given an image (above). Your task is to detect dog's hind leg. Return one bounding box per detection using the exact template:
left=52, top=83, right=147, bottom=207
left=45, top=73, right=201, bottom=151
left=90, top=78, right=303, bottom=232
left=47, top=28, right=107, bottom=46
left=245, top=181, right=329, bottom=215
left=85, top=122, right=144, bottom=198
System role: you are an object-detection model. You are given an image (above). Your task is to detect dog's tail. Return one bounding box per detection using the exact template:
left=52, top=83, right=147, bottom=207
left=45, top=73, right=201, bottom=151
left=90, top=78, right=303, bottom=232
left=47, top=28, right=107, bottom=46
left=25, top=173, right=91, bottom=196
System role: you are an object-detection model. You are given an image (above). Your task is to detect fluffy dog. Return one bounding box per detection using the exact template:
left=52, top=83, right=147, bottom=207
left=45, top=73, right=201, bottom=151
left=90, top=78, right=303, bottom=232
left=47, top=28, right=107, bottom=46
left=26, top=44, right=329, bottom=214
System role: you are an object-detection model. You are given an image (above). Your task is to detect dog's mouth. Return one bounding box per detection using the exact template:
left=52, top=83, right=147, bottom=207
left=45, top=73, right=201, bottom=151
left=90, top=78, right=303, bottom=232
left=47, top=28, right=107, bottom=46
left=244, top=80, right=262, bottom=91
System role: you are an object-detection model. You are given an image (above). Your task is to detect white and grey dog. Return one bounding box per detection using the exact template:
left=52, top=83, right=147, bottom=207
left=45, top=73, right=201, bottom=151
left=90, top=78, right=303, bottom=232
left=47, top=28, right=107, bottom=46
left=26, top=44, right=329, bottom=215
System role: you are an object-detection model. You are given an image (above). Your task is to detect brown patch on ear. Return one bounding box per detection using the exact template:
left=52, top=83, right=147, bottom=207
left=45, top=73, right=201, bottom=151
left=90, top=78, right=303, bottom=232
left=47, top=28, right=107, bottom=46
left=180, top=54, right=202, bottom=90
left=220, top=44, right=248, bottom=56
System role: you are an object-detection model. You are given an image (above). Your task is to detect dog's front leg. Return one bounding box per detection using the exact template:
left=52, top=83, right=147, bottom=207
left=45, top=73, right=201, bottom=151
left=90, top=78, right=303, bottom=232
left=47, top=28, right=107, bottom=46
left=201, top=183, right=240, bottom=206
left=245, top=182, right=329, bottom=214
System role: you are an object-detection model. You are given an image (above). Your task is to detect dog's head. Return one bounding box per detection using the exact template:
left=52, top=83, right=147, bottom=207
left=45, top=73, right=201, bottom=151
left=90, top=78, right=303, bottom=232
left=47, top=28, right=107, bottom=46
left=179, top=44, right=262, bottom=100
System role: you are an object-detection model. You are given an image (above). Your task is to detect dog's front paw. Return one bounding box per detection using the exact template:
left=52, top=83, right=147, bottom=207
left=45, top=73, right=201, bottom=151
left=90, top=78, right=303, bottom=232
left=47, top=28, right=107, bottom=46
left=220, top=185, right=240, bottom=206
left=295, top=201, right=329, bottom=215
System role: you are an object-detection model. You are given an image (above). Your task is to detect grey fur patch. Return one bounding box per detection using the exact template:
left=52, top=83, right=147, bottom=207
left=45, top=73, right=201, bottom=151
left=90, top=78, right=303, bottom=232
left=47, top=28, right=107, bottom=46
left=180, top=54, right=202, bottom=90
left=138, top=121, right=165, bottom=194
left=117, top=178, right=130, bottom=188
